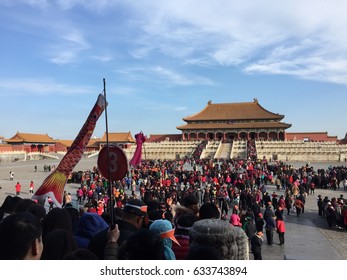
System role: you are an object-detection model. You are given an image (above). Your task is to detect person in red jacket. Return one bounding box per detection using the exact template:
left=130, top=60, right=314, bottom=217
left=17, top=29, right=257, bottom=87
left=15, top=182, right=21, bottom=196
left=294, top=197, right=305, bottom=217
left=29, top=181, right=34, bottom=194
left=229, top=208, right=242, bottom=227
left=275, top=206, right=286, bottom=245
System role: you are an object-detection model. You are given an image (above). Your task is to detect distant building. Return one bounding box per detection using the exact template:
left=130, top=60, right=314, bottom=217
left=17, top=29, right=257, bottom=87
left=97, top=132, right=135, bottom=149
left=55, top=140, right=74, bottom=152
left=177, top=99, right=292, bottom=141
left=1, top=131, right=137, bottom=153
left=285, top=132, right=338, bottom=142
left=53, top=132, right=137, bottom=151
left=3, top=132, right=56, bottom=153
left=146, top=134, right=182, bottom=142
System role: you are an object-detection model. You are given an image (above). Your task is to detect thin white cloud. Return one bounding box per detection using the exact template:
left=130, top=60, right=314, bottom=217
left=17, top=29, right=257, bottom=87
left=47, top=30, right=90, bottom=65
left=174, top=106, right=187, bottom=111
left=55, top=0, right=122, bottom=12
left=108, top=86, right=139, bottom=96
left=143, top=103, right=188, bottom=113
left=152, top=66, right=193, bottom=86
left=0, top=79, right=94, bottom=96
left=183, top=58, right=215, bottom=68
left=63, top=31, right=89, bottom=47
left=244, top=39, right=347, bottom=85
left=115, top=66, right=214, bottom=86
left=90, top=55, right=114, bottom=63
left=4, top=0, right=118, bottom=11
left=1, top=0, right=49, bottom=8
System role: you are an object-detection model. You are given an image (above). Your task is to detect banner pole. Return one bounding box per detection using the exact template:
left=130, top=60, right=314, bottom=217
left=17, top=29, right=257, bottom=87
left=103, top=78, right=114, bottom=229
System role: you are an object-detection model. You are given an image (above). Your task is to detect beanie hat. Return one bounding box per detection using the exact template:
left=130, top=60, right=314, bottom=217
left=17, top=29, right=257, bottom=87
left=176, top=213, right=197, bottom=229
left=182, top=194, right=199, bottom=207
left=75, top=212, right=108, bottom=248
left=149, top=219, right=180, bottom=247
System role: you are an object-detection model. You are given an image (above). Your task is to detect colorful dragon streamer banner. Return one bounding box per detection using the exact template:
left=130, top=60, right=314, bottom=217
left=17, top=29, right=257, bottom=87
left=129, top=131, right=146, bottom=167
left=32, top=94, right=107, bottom=207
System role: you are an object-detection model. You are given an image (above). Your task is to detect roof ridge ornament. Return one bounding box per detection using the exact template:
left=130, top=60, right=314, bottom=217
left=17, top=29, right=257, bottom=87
left=208, top=100, right=212, bottom=105
left=253, top=98, right=258, bottom=103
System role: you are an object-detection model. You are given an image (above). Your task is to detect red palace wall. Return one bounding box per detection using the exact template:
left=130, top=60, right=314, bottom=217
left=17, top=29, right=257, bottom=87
left=285, top=132, right=338, bottom=142
left=0, top=145, right=13, bottom=152
left=55, top=142, right=68, bottom=152
left=0, top=144, right=57, bottom=153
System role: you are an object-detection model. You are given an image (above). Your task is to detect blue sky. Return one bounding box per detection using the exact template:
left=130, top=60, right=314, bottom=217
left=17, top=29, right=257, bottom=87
left=1, top=0, right=347, bottom=140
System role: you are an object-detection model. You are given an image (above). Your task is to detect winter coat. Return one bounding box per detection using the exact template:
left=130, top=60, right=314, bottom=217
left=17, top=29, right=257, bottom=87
left=255, top=216, right=265, bottom=232
left=172, top=235, right=190, bottom=260
left=233, top=226, right=249, bottom=260
left=250, top=234, right=262, bottom=253
left=88, top=219, right=139, bottom=260
left=276, top=220, right=286, bottom=233
left=294, top=199, right=304, bottom=210
left=229, top=213, right=242, bottom=227
left=244, top=222, right=257, bottom=239
left=265, top=216, right=276, bottom=231
left=278, top=198, right=286, bottom=209
left=285, top=195, right=292, bottom=208
left=189, top=219, right=249, bottom=260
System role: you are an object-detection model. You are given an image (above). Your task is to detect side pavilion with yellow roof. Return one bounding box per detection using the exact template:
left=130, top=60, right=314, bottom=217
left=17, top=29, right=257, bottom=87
left=97, top=132, right=136, bottom=149
left=3, top=132, right=57, bottom=152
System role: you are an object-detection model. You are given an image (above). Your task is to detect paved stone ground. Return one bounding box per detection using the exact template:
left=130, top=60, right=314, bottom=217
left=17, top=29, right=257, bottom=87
left=0, top=157, right=346, bottom=260
left=254, top=185, right=347, bottom=260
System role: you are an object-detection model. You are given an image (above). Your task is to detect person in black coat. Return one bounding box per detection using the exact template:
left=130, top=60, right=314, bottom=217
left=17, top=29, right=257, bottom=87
left=262, top=192, right=271, bottom=207
left=88, top=199, right=147, bottom=259
left=255, top=212, right=265, bottom=233
left=252, top=201, right=261, bottom=218
left=317, top=195, right=325, bottom=218
left=264, top=214, right=276, bottom=246
left=274, top=207, right=284, bottom=221
left=271, top=193, right=278, bottom=209
left=263, top=204, right=274, bottom=222
left=250, top=231, right=263, bottom=260
left=244, top=218, right=257, bottom=240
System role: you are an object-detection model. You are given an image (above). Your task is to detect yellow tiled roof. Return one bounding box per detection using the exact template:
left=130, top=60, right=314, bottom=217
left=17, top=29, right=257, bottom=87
left=100, top=132, right=135, bottom=143
left=86, top=138, right=101, bottom=147
left=183, top=100, right=285, bottom=121
left=55, top=140, right=74, bottom=147
left=4, top=132, right=56, bottom=143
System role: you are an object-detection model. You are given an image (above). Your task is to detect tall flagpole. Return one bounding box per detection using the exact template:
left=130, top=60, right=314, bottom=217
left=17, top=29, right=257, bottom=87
left=103, top=78, right=114, bottom=229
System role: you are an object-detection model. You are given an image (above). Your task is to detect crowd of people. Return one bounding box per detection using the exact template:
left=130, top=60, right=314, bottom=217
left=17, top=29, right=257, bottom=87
left=0, top=148, right=346, bottom=260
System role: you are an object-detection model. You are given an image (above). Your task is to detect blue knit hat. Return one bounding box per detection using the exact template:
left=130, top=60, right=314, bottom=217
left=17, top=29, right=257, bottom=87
left=149, top=219, right=180, bottom=247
